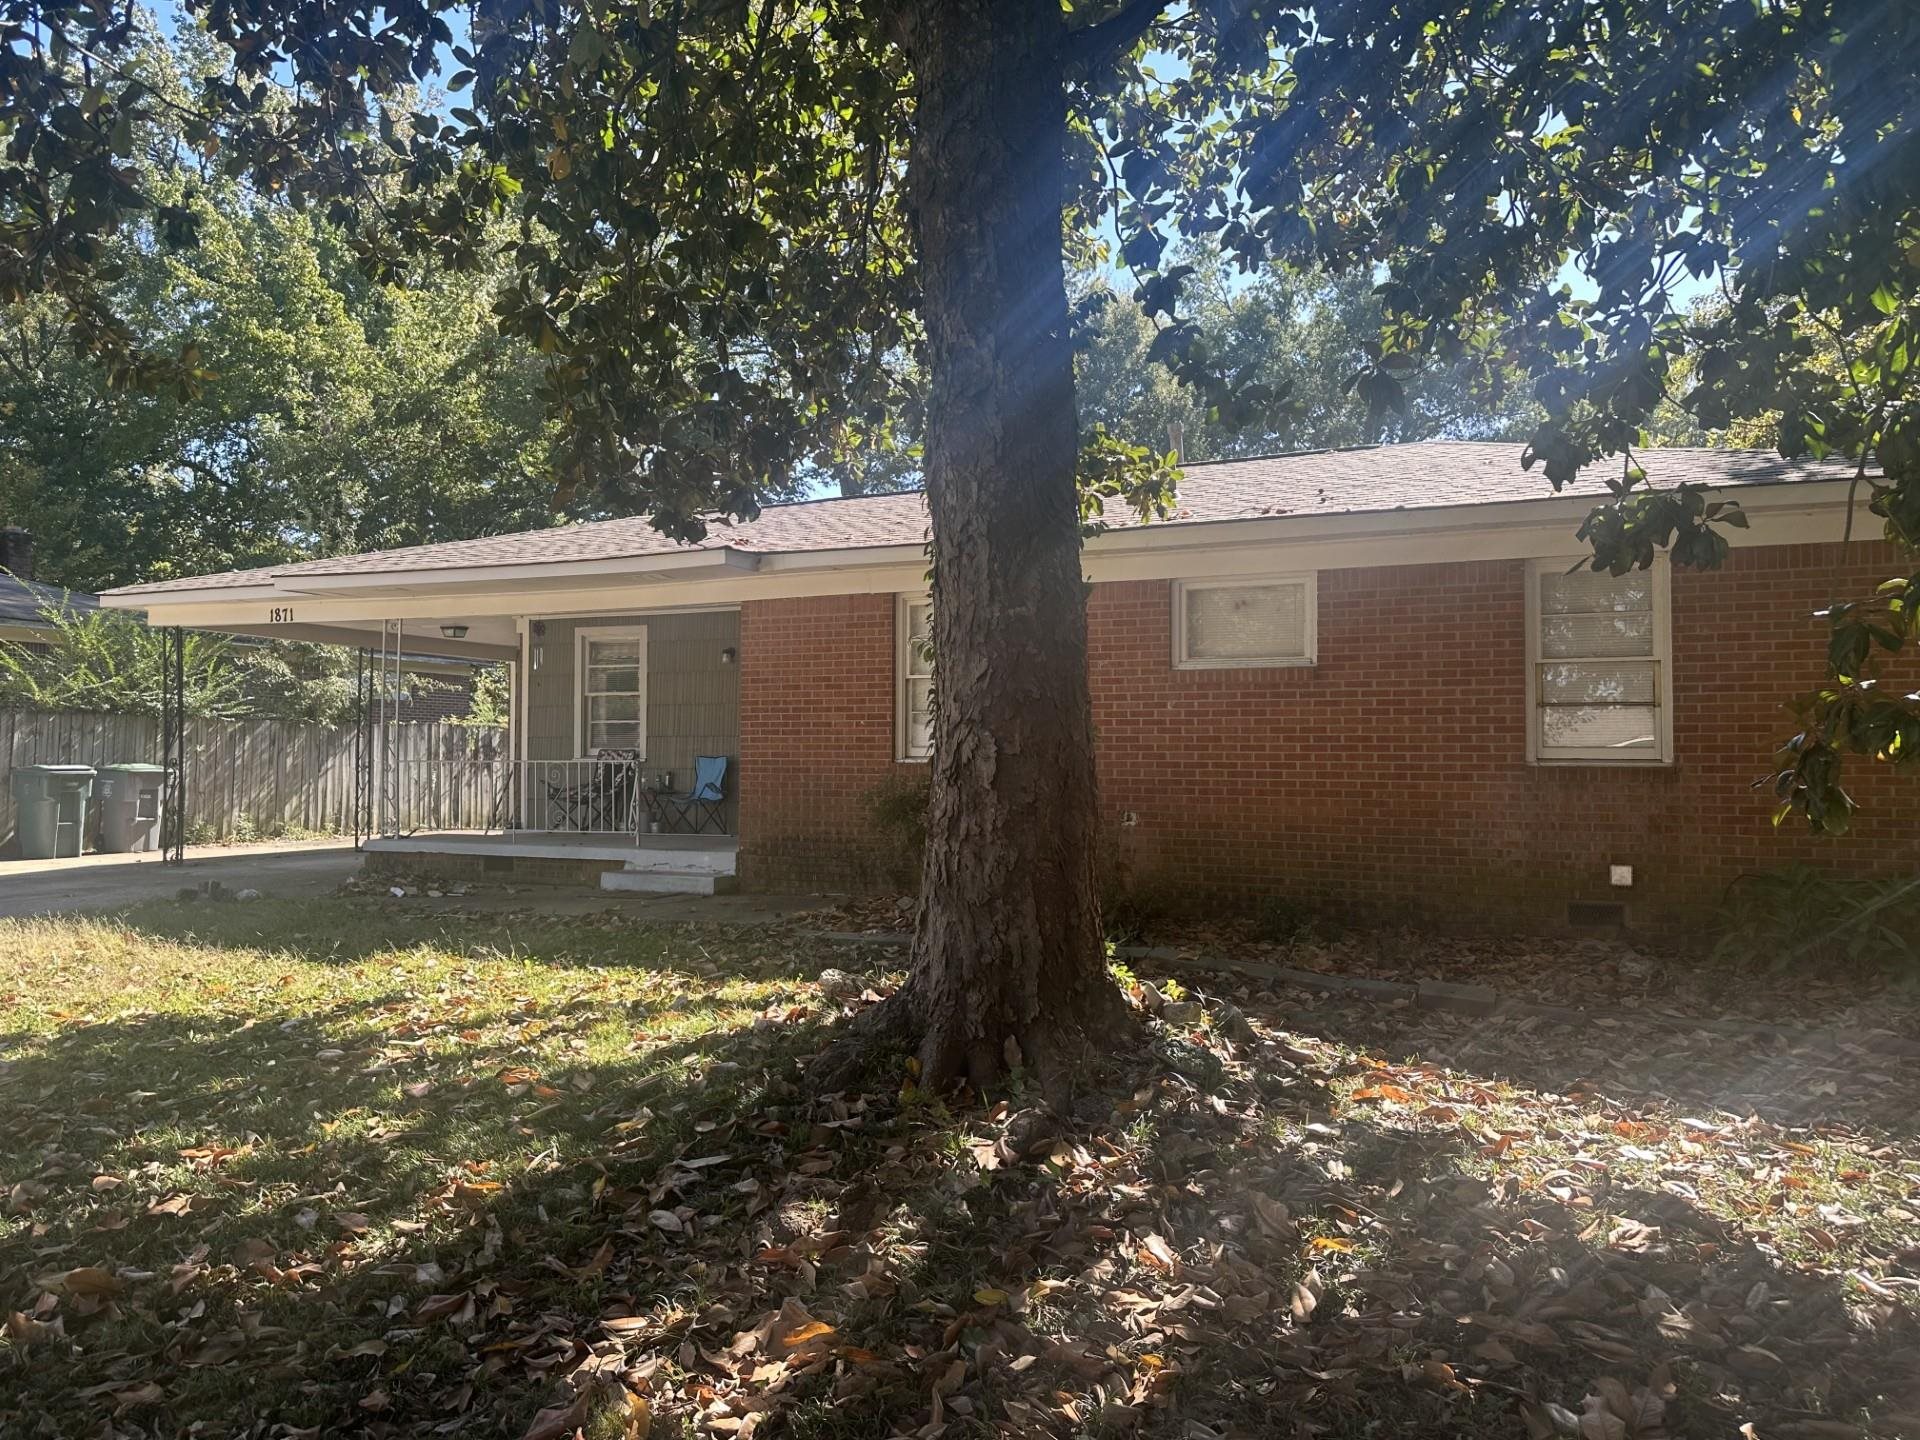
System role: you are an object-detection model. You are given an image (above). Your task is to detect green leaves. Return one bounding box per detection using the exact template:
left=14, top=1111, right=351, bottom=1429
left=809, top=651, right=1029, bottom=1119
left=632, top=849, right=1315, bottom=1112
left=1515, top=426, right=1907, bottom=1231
left=0, top=605, right=248, bottom=719
left=1074, top=425, right=1180, bottom=536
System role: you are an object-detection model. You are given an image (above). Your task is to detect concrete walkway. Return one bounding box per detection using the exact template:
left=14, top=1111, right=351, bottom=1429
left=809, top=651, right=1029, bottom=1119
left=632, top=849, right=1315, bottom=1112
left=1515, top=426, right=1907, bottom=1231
left=0, top=839, right=362, bottom=918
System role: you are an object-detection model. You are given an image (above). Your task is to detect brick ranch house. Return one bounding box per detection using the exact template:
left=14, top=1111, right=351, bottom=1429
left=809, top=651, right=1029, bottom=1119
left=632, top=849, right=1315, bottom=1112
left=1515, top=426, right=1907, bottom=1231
left=102, top=441, right=1917, bottom=928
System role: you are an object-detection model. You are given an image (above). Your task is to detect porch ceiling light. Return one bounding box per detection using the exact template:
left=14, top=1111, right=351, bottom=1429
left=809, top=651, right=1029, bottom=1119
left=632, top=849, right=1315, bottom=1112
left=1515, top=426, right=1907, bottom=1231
left=440, top=624, right=470, bottom=640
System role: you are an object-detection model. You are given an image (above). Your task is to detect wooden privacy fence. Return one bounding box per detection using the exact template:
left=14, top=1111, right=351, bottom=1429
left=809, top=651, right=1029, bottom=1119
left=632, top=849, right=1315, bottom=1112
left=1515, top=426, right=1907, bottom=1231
left=0, top=709, right=506, bottom=849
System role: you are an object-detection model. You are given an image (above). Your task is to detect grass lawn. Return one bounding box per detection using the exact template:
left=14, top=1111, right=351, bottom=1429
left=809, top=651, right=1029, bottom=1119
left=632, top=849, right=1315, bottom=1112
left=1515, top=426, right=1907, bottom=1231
left=2, top=897, right=1917, bottom=1439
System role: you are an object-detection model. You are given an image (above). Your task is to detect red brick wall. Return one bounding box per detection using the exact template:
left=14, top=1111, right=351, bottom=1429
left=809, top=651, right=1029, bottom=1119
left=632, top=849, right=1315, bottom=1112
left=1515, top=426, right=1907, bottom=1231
left=738, top=543, right=1919, bottom=927
left=736, top=593, right=908, bottom=891
left=1088, top=541, right=1918, bottom=927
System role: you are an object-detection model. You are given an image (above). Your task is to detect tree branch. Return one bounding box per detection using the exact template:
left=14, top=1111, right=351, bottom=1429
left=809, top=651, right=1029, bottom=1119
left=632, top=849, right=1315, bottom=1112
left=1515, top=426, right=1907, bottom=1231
left=1059, top=0, right=1171, bottom=72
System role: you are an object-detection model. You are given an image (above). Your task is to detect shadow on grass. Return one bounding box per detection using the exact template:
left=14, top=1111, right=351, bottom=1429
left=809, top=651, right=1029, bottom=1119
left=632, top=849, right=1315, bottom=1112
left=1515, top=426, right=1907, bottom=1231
left=93, top=893, right=841, bottom=974
left=0, top=905, right=893, bottom=1437
left=4, top=903, right=1918, bottom=1439
left=1260, top=973, right=1920, bottom=1132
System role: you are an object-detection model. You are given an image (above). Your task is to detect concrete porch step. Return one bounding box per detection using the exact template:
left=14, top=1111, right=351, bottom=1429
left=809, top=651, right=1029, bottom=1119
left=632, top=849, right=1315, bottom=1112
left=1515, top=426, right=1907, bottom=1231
left=620, top=844, right=737, bottom=876
left=600, top=868, right=739, bottom=896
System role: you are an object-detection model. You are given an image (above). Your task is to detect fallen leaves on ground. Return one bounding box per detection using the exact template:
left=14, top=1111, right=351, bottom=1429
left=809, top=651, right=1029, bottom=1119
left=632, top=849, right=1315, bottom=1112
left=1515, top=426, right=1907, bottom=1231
left=2, top=901, right=1917, bottom=1438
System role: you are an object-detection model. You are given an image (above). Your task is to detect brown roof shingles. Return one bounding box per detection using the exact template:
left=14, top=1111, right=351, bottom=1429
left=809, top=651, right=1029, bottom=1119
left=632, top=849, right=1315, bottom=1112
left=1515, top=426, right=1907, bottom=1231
left=105, top=441, right=1865, bottom=598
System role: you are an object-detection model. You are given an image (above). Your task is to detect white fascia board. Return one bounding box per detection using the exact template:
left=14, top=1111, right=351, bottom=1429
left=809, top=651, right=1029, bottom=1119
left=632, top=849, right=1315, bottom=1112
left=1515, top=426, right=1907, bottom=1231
left=755, top=543, right=927, bottom=572
left=1087, top=476, right=1857, bottom=555
left=121, top=560, right=934, bottom=632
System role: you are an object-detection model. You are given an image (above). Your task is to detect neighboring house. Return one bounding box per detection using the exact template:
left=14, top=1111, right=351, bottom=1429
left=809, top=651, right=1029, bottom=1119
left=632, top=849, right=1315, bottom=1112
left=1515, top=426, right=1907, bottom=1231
left=100, top=441, right=1918, bottom=926
left=0, top=527, right=99, bottom=647
left=388, top=667, right=487, bottom=724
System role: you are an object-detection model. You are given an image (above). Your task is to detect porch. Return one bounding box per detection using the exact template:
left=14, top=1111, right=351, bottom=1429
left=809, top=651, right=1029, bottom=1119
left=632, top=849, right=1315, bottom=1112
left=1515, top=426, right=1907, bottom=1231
left=79, top=598, right=747, bottom=887
left=351, top=606, right=741, bottom=892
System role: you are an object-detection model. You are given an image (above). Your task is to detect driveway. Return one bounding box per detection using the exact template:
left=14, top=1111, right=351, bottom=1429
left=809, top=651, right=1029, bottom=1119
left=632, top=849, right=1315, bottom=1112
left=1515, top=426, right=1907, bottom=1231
left=0, top=840, right=838, bottom=925
left=0, top=839, right=362, bottom=918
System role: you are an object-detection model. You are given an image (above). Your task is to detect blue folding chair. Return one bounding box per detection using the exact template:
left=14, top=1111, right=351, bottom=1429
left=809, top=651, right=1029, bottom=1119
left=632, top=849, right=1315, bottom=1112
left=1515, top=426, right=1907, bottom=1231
left=660, top=755, right=729, bottom=834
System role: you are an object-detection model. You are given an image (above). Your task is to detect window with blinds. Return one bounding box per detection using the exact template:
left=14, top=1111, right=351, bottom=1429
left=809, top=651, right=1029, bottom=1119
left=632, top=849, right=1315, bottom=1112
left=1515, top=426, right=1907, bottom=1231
left=1174, top=576, right=1317, bottom=668
left=1527, top=560, right=1671, bottom=763
left=897, top=596, right=933, bottom=761
left=576, top=628, right=647, bottom=755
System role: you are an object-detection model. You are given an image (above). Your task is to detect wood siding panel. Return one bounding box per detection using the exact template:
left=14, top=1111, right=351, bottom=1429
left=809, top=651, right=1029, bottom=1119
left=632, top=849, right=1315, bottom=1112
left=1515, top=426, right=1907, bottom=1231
left=520, top=611, right=741, bottom=829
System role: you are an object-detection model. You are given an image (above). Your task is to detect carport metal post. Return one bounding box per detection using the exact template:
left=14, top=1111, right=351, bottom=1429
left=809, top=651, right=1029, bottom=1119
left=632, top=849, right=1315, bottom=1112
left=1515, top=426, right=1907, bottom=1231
left=352, top=647, right=372, bottom=850
left=375, top=620, right=405, bottom=838
left=160, top=626, right=186, bottom=864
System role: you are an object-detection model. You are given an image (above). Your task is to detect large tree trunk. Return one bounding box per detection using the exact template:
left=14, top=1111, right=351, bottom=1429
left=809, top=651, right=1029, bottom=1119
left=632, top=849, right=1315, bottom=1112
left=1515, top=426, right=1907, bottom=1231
left=881, top=0, right=1133, bottom=1096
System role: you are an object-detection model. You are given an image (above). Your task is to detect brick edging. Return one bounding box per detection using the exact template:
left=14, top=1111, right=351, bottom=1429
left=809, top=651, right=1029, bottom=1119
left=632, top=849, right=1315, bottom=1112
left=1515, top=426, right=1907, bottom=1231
left=812, top=932, right=1920, bottom=1060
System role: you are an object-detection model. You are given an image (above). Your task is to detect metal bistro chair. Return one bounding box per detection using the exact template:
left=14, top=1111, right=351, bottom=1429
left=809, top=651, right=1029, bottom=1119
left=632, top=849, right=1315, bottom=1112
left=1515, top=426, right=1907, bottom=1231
left=659, top=755, right=729, bottom=834
left=547, top=749, right=643, bottom=833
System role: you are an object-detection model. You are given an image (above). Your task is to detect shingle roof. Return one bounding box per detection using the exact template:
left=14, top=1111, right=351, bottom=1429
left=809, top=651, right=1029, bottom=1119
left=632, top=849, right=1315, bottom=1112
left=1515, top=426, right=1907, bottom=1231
left=105, top=441, right=1867, bottom=599
left=0, top=574, right=99, bottom=627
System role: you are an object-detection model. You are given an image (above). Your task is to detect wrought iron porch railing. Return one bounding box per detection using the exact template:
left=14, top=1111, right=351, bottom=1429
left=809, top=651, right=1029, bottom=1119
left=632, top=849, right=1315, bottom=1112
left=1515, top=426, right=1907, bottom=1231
left=376, top=756, right=650, bottom=840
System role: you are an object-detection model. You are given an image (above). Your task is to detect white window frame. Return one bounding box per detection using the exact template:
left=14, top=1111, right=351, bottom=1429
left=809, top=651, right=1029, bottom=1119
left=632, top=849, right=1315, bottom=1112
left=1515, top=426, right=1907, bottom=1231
left=896, top=593, right=933, bottom=762
left=572, top=624, right=648, bottom=760
left=1172, top=574, right=1318, bottom=670
left=1525, top=557, right=1673, bottom=766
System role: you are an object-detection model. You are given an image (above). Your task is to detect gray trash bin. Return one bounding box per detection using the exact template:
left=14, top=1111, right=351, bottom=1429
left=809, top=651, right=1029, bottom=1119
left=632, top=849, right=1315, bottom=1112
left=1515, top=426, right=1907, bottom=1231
left=12, top=764, right=97, bottom=859
left=97, top=763, right=167, bottom=853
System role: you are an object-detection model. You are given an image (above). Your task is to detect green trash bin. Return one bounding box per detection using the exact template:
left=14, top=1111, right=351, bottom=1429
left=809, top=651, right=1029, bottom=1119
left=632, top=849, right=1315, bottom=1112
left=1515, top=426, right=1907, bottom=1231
left=98, top=763, right=167, bottom=854
left=12, top=763, right=97, bottom=859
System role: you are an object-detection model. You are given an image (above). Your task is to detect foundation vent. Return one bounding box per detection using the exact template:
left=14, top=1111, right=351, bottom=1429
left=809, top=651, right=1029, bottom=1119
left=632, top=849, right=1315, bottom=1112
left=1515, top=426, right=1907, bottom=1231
left=1567, top=900, right=1627, bottom=929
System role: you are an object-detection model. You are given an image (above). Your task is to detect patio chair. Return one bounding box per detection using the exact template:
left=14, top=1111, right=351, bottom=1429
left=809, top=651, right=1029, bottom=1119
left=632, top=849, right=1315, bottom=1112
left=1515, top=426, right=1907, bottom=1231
left=659, top=755, right=729, bottom=834
left=546, top=749, right=642, bottom=832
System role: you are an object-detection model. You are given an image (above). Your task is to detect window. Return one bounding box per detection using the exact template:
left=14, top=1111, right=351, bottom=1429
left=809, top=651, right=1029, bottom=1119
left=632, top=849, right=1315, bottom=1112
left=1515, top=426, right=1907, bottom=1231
left=1526, top=559, right=1671, bottom=763
left=1173, top=575, right=1316, bottom=669
left=897, top=595, right=933, bottom=761
left=575, top=626, right=647, bottom=756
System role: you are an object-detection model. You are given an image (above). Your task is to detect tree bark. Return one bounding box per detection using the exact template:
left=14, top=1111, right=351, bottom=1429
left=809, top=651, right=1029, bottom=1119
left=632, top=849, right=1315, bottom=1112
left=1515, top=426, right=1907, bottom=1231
left=881, top=0, right=1134, bottom=1096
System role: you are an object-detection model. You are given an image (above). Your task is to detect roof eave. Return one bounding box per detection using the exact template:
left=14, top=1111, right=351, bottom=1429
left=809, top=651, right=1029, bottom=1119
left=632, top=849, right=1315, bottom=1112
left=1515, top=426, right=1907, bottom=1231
left=105, top=546, right=764, bottom=608
left=100, top=582, right=281, bottom=607
left=98, top=473, right=1866, bottom=613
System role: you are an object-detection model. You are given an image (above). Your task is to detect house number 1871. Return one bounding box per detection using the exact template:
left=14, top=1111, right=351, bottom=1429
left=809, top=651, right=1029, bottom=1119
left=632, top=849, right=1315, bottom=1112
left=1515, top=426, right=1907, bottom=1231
left=269, top=606, right=295, bottom=623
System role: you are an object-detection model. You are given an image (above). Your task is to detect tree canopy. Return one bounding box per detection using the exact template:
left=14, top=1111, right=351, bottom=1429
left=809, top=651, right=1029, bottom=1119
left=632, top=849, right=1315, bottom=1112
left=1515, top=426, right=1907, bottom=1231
left=0, top=25, right=572, bottom=593
left=1075, top=259, right=1543, bottom=464
left=832, top=256, right=1546, bottom=498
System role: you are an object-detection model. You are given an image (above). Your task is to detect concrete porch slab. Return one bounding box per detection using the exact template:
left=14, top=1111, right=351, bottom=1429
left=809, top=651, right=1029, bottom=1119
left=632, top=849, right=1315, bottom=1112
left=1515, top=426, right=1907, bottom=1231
left=365, top=831, right=737, bottom=873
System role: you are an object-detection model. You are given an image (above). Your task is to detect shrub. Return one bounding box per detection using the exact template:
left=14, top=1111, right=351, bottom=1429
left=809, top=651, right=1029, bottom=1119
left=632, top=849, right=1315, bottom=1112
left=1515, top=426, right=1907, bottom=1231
left=1099, top=866, right=1187, bottom=943
left=1712, top=865, right=1920, bottom=973
left=863, top=769, right=930, bottom=889
left=1253, top=893, right=1318, bottom=945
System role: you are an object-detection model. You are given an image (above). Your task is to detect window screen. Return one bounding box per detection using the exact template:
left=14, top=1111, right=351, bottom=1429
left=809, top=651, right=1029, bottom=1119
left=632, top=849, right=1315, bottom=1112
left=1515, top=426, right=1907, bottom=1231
left=1532, top=565, right=1667, bottom=760
left=1177, top=579, right=1314, bottom=667
left=899, top=598, right=933, bottom=760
